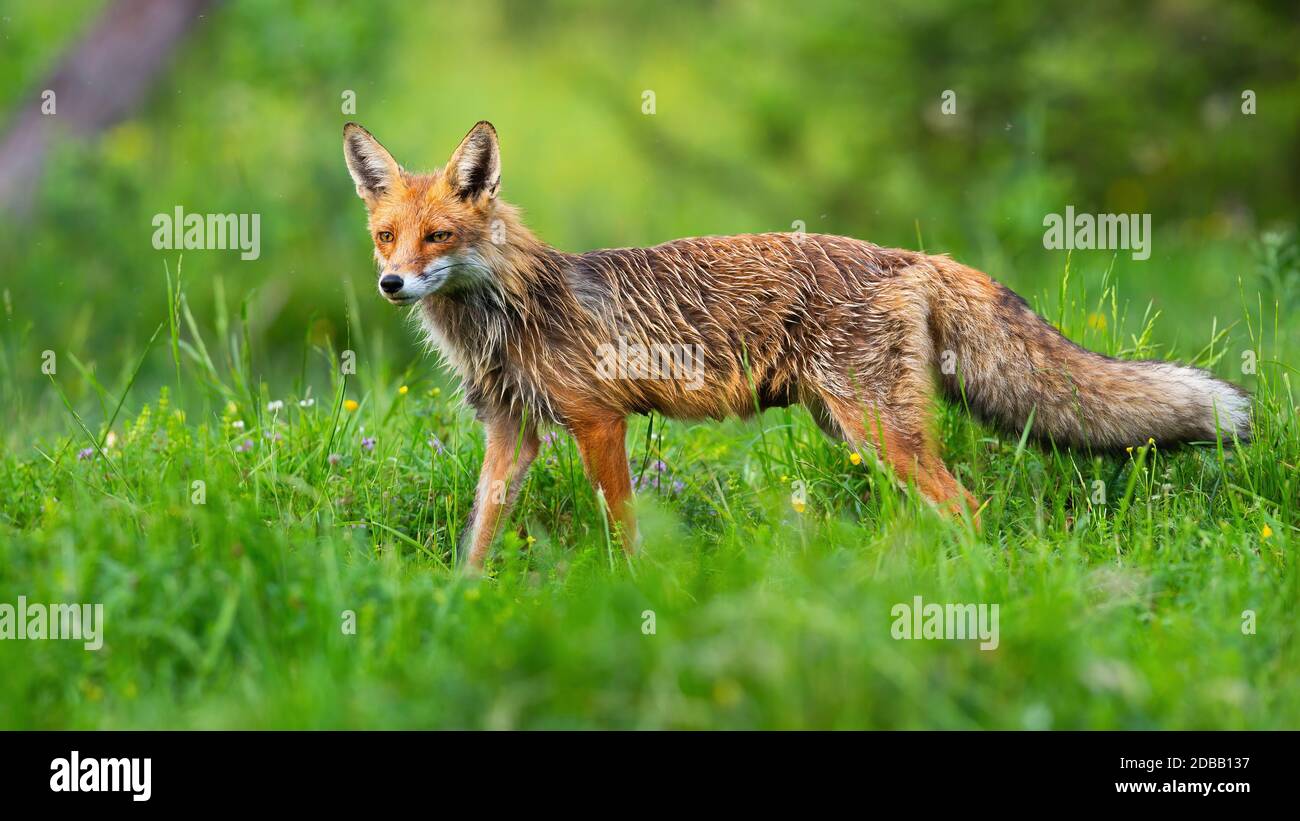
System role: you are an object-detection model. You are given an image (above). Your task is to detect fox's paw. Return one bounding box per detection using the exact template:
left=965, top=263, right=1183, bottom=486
left=941, top=489, right=982, bottom=530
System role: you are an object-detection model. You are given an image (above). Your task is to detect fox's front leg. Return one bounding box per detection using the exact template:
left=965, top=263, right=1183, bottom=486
left=570, top=415, right=639, bottom=552
left=460, top=415, right=539, bottom=568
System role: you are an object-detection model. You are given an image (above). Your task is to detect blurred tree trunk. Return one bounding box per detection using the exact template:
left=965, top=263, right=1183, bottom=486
left=0, top=0, right=217, bottom=214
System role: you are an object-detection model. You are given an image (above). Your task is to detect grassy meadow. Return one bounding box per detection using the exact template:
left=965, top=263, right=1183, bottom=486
left=0, top=1, right=1297, bottom=728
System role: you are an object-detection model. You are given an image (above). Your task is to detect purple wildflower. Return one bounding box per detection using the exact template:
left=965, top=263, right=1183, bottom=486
left=632, top=474, right=660, bottom=491
left=235, top=439, right=254, bottom=453
left=362, top=436, right=376, bottom=451
left=77, top=447, right=95, bottom=461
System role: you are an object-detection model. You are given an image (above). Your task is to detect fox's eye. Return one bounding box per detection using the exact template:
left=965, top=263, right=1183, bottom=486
left=425, top=230, right=453, bottom=243
left=376, top=231, right=394, bottom=243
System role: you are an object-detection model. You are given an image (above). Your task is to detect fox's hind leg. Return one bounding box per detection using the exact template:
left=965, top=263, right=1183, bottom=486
left=815, top=393, right=979, bottom=526
left=569, top=414, right=640, bottom=552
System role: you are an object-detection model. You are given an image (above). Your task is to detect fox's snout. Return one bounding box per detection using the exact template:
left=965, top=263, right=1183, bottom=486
left=376, top=266, right=421, bottom=304
left=374, top=258, right=460, bottom=305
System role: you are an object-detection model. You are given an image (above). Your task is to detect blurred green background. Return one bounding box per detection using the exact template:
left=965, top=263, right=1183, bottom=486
left=1, top=0, right=1297, bottom=441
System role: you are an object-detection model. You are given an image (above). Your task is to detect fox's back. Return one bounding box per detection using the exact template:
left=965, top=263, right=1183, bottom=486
left=554, top=232, right=930, bottom=419
left=575, top=231, right=906, bottom=300
left=571, top=232, right=917, bottom=342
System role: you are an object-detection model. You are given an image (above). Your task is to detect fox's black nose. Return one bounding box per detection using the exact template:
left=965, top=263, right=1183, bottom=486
left=379, top=275, right=404, bottom=294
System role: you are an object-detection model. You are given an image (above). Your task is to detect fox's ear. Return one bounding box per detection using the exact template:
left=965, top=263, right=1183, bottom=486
left=444, top=121, right=501, bottom=201
left=343, top=123, right=402, bottom=203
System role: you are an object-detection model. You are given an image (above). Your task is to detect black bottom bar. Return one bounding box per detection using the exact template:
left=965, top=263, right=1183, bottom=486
left=1, top=730, right=1287, bottom=808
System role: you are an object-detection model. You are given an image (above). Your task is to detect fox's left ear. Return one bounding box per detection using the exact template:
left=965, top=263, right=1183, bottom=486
left=445, top=121, right=501, bottom=202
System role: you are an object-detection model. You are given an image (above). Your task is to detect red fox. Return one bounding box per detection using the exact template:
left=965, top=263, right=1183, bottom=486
left=344, top=120, right=1251, bottom=568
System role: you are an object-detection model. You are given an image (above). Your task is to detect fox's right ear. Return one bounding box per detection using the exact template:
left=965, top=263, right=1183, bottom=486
left=343, top=123, right=402, bottom=204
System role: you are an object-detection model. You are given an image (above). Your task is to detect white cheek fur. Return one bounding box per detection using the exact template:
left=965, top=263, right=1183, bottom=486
left=423, top=248, right=491, bottom=289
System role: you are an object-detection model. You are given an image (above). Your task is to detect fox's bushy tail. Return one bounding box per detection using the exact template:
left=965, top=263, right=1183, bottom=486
left=922, top=258, right=1251, bottom=450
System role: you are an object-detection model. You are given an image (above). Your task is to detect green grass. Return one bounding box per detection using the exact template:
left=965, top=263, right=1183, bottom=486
left=0, top=254, right=1296, bottom=730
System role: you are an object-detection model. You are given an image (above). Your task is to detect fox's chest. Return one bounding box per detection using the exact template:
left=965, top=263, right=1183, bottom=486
left=418, top=307, right=560, bottom=423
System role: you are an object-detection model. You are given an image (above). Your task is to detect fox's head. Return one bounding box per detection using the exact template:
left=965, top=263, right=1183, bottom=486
left=343, top=121, right=503, bottom=305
